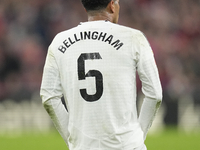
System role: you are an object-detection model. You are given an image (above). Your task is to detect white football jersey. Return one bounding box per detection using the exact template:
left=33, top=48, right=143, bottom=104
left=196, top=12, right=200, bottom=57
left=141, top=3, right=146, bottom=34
left=40, top=21, right=162, bottom=150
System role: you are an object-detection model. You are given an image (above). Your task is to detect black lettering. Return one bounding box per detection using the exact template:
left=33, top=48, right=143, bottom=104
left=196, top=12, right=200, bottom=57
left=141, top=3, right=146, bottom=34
left=68, top=37, right=75, bottom=45
left=74, top=34, right=80, bottom=42
left=98, top=32, right=107, bottom=41
left=80, top=32, right=83, bottom=40
left=58, top=45, right=67, bottom=53
left=92, top=31, right=98, bottom=40
left=60, top=32, right=124, bottom=52
left=63, top=40, right=71, bottom=48
left=84, top=31, right=91, bottom=39
left=104, top=35, right=113, bottom=44
left=111, top=40, right=124, bottom=50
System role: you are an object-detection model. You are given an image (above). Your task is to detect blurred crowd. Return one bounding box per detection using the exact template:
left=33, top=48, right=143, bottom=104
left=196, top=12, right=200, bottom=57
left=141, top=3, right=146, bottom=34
left=0, top=0, right=200, bottom=125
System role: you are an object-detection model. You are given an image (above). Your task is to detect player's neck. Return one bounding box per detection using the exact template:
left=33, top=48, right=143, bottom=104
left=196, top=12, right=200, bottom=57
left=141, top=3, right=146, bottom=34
left=87, top=11, right=114, bottom=23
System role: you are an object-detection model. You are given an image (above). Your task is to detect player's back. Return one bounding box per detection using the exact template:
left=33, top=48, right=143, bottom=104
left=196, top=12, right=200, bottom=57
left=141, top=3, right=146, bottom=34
left=51, top=21, right=144, bottom=150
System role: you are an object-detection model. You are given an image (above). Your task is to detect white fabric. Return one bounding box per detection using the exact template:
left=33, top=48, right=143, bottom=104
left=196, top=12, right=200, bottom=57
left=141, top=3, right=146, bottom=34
left=43, top=99, right=69, bottom=146
left=40, top=21, right=162, bottom=150
left=134, top=144, right=147, bottom=150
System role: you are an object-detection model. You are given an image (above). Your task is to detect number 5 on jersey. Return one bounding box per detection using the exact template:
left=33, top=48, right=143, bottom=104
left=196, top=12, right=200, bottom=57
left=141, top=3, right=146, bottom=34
left=78, top=53, right=103, bottom=102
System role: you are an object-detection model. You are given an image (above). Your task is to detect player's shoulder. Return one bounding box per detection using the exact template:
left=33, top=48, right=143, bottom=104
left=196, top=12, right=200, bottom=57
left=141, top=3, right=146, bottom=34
left=111, top=23, right=146, bottom=41
left=110, top=22, right=143, bottom=34
left=50, top=21, right=146, bottom=47
left=111, top=23, right=147, bottom=43
left=54, top=21, right=143, bottom=38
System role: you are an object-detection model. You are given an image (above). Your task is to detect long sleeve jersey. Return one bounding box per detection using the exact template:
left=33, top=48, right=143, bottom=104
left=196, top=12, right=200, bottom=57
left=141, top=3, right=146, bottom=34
left=40, top=21, right=162, bottom=150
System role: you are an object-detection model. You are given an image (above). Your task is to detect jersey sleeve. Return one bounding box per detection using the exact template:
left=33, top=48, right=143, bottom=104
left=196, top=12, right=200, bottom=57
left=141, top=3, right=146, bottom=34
left=40, top=45, right=69, bottom=146
left=135, top=32, right=162, bottom=140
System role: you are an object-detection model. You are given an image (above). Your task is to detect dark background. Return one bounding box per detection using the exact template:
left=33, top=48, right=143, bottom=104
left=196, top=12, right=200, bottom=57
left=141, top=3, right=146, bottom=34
left=0, top=0, right=200, bottom=129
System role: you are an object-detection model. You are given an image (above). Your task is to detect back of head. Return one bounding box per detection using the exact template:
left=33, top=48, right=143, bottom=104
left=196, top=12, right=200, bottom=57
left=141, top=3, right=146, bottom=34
left=81, top=0, right=112, bottom=11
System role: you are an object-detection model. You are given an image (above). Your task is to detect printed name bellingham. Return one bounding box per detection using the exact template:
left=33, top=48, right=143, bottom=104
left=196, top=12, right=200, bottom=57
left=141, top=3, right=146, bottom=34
left=58, top=31, right=124, bottom=53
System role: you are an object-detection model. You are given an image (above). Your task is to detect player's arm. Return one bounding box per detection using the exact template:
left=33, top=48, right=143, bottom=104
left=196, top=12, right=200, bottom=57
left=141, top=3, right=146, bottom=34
left=136, top=32, right=162, bottom=140
left=40, top=45, right=69, bottom=146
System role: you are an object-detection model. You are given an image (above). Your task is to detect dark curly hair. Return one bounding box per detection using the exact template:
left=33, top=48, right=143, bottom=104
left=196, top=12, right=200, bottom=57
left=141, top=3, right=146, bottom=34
left=81, top=0, right=112, bottom=11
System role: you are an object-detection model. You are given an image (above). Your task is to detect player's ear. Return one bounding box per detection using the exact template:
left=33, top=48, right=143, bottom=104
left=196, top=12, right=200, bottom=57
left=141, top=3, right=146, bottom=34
left=108, top=0, right=115, bottom=13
